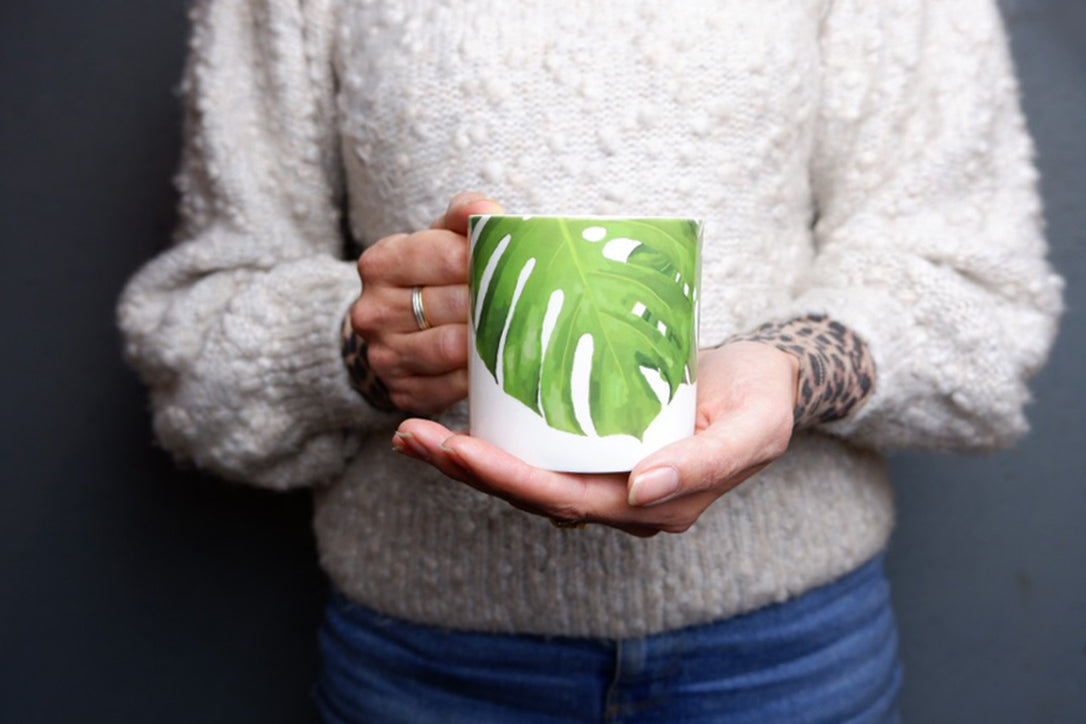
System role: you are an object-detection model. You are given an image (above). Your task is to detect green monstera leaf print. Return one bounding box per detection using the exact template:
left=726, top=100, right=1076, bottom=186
left=469, top=215, right=700, bottom=440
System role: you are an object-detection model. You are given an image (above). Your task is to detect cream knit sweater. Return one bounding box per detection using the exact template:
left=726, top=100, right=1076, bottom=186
left=118, top=0, right=1062, bottom=637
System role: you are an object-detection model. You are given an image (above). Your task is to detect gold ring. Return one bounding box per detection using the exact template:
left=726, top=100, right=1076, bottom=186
left=411, top=286, right=431, bottom=331
left=549, top=517, right=588, bottom=530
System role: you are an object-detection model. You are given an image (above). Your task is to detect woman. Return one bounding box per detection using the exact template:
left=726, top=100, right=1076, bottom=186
left=118, top=0, right=1062, bottom=720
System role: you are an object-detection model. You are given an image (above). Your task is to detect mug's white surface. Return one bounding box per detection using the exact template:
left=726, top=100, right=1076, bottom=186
left=467, top=215, right=701, bottom=472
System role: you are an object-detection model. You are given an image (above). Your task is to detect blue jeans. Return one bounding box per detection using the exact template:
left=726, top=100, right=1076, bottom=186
left=314, top=554, right=901, bottom=723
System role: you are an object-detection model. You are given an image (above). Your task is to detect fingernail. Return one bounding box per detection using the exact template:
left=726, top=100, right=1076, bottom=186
left=394, top=431, right=430, bottom=462
left=438, top=443, right=468, bottom=470
left=628, top=466, right=681, bottom=507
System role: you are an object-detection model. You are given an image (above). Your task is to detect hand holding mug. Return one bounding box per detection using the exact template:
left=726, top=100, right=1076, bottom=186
left=369, top=200, right=797, bottom=536
left=394, top=342, right=798, bottom=537
left=349, top=192, right=503, bottom=415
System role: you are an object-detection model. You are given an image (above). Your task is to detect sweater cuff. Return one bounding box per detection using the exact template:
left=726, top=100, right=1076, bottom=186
left=723, top=315, right=876, bottom=429
left=149, top=255, right=407, bottom=489
left=340, top=311, right=399, bottom=412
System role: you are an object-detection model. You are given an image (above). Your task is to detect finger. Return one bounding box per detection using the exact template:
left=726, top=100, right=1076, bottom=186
left=439, top=193, right=504, bottom=236
left=430, top=192, right=489, bottom=229
left=399, top=420, right=718, bottom=533
left=357, top=229, right=469, bottom=287
left=395, top=420, right=510, bottom=497
left=397, top=419, right=473, bottom=469
left=410, top=284, right=469, bottom=329
left=385, top=368, right=469, bottom=416
left=368, top=324, right=467, bottom=377
left=393, top=429, right=474, bottom=481
left=436, top=432, right=646, bottom=521
left=353, top=284, right=469, bottom=336
left=434, top=430, right=702, bottom=528
left=439, top=429, right=720, bottom=532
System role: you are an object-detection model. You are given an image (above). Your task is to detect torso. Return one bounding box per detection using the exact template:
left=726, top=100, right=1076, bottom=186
left=333, top=0, right=827, bottom=339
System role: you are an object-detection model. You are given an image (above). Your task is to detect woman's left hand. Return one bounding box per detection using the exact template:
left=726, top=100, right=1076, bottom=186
left=394, top=342, right=799, bottom=537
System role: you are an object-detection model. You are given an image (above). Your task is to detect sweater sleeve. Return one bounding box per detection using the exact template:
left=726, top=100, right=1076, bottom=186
left=117, top=0, right=401, bottom=490
left=780, top=0, right=1063, bottom=452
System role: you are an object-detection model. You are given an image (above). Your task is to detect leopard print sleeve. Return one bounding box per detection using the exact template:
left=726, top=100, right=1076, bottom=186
left=340, top=311, right=400, bottom=412
left=723, top=314, right=876, bottom=429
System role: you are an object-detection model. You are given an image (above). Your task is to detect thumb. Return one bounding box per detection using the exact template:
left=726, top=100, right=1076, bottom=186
left=626, top=407, right=775, bottom=507
left=626, top=436, right=728, bottom=508
left=437, top=192, right=504, bottom=236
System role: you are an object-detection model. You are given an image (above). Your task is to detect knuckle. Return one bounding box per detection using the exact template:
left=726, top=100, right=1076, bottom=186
left=366, top=345, right=401, bottom=376
left=449, top=368, right=469, bottom=398
left=450, top=287, right=470, bottom=320
left=348, top=302, right=367, bottom=335
left=388, top=391, right=413, bottom=413
left=380, top=232, right=410, bottom=247
left=444, top=191, right=488, bottom=221
left=356, top=250, right=381, bottom=282
left=435, top=326, right=468, bottom=366
left=447, top=242, right=469, bottom=279
left=549, top=503, right=586, bottom=523
left=350, top=304, right=380, bottom=336
left=401, top=379, right=448, bottom=416
left=651, top=504, right=700, bottom=534
left=362, top=297, right=396, bottom=331
left=421, top=229, right=468, bottom=279
left=450, top=190, right=486, bottom=207
left=357, top=234, right=408, bottom=281
left=661, top=518, right=695, bottom=534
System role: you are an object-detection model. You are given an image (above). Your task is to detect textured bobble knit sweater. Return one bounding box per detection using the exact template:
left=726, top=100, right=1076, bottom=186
left=117, top=0, right=1062, bottom=638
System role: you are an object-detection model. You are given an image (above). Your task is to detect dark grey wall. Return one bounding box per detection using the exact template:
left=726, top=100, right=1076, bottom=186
left=885, top=2, right=1086, bottom=721
left=0, top=3, right=327, bottom=722
left=1, top=2, right=1082, bottom=722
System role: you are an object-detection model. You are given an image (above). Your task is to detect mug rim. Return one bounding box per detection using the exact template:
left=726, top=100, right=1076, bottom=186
left=468, top=213, right=703, bottom=222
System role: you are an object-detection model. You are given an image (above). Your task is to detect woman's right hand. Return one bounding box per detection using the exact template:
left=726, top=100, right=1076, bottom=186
left=349, top=192, right=503, bottom=416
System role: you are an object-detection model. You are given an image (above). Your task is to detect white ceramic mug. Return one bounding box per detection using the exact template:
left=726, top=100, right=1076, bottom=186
left=467, top=214, right=702, bottom=472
